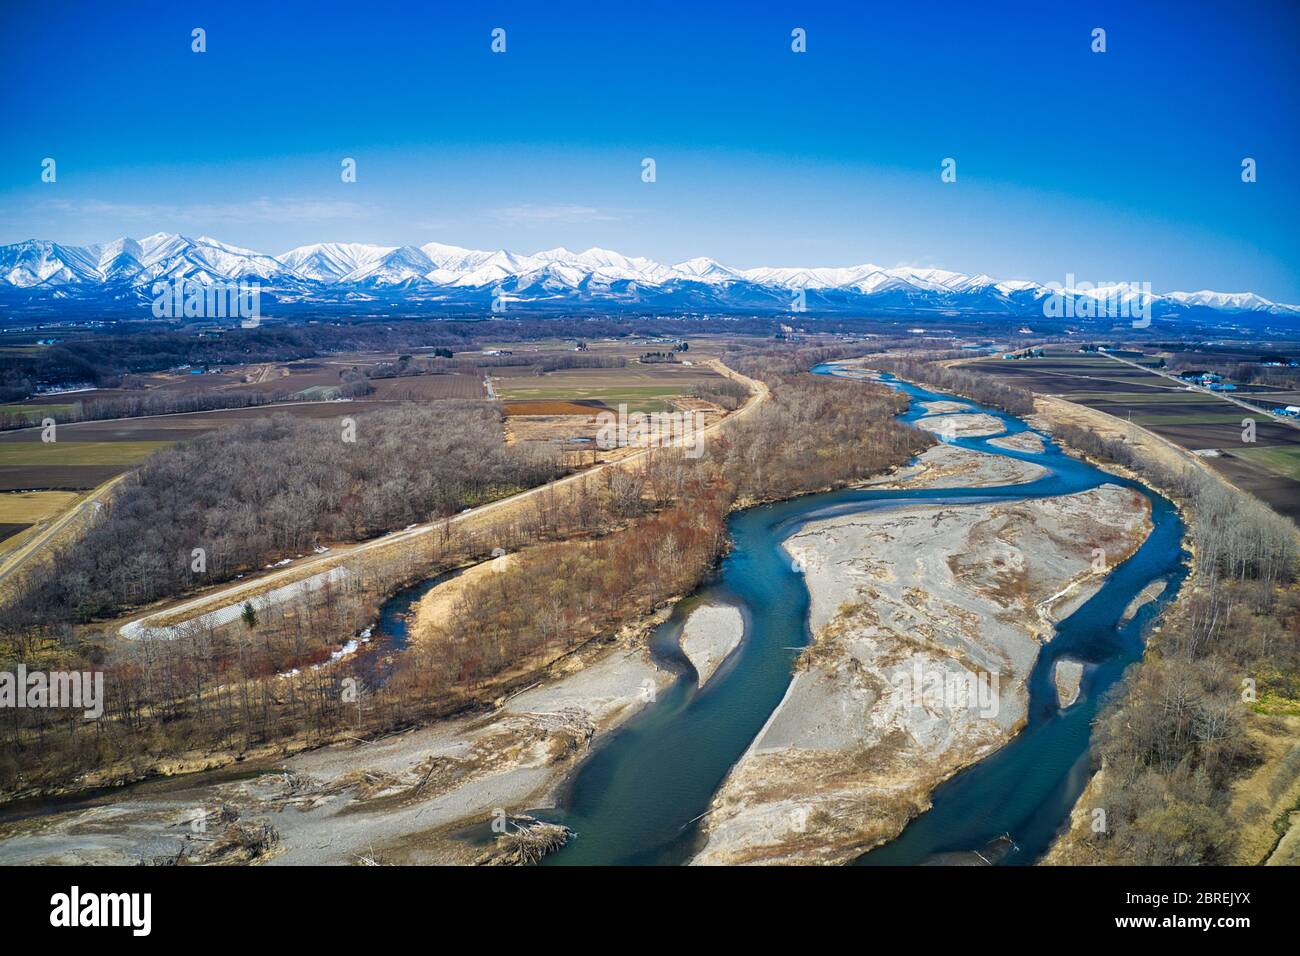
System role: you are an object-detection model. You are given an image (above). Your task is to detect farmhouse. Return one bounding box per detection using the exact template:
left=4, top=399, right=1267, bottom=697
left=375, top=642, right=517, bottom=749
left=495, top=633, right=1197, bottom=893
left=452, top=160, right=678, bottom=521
left=1001, top=348, right=1044, bottom=360
left=1178, top=371, right=1226, bottom=387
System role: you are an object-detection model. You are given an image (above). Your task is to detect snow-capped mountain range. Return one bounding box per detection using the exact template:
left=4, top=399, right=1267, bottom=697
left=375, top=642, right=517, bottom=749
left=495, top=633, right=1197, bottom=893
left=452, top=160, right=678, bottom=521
left=2, top=233, right=1296, bottom=320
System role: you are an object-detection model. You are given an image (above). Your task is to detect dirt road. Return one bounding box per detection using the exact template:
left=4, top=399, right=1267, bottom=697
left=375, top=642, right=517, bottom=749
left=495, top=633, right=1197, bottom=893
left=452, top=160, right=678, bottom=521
left=117, top=360, right=767, bottom=640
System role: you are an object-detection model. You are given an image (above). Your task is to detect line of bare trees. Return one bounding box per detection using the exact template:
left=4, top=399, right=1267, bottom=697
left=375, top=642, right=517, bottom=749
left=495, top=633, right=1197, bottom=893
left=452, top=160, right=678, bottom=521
left=0, top=389, right=292, bottom=432
left=873, top=355, right=1038, bottom=416
left=691, top=378, right=750, bottom=411
left=718, top=348, right=934, bottom=500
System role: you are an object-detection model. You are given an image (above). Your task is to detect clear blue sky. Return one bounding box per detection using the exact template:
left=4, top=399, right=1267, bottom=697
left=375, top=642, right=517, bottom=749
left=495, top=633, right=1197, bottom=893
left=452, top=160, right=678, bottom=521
left=2, top=0, right=1297, bottom=300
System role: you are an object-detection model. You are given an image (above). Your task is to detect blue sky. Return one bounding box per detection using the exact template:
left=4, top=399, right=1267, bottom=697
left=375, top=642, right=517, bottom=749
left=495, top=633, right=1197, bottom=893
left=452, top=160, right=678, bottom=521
left=2, top=0, right=1298, bottom=300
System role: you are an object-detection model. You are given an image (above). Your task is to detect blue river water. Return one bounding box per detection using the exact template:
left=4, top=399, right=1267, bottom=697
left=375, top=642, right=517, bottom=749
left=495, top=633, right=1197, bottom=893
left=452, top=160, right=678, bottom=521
left=397, top=365, right=1187, bottom=865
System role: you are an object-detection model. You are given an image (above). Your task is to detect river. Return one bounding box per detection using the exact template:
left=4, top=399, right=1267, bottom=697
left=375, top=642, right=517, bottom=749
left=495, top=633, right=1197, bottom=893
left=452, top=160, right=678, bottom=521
left=0, top=366, right=1187, bottom=865
left=511, top=363, right=1189, bottom=865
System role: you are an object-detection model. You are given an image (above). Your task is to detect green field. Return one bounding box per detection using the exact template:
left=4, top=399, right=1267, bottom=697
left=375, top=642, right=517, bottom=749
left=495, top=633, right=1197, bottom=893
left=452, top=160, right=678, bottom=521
left=0, top=404, right=76, bottom=420
left=0, top=441, right=172, bottom=466
left=1233, top=446, right=1300, bottom=481
left=293, top=386, right=342, bottom=401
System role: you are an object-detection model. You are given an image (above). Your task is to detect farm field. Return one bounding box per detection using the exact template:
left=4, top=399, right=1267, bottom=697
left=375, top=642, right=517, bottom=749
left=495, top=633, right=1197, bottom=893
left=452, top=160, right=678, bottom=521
left=966, top=348, right=1300, bottom=522
left=503, top=400, right=610, bottom=416
left=1249, top=391, right=1300, bottom=413
left=0, top=490, right=84, bottom=549
left=0, top=490, right=86, bottom=523
left=0, top=466, right=124, bottom=493
left=494, top=363, right=725, bottom=413
left=470, top=334, right=755, bottom=367
left=12, top=355, right=431, bottom=412
left=1232, top=445, right=1300, bottom=481
left=136, top=359, right=488, bottom=403
left=0, top=441, right=170, bottom=491
left=486, top=364, right=549, bottom=378
left=1057, top=389, right=1215, bottom=404
left=970, top=353, right=1180, bottom=395
left=500, top=384, right=683, bottom=412
left=0, top=402, right=379, bottom=442
left=0, top=400, right=395, bottom=489
left=0, top=440, right=171, bottom=465
left=0, top=339, right=745, bottom=494
left=0, top=403, right=76, bottom=422
left=366, top=374, right=485, bottom=401
left=496, top=359, right=733, bottom=463
left=0, top=360, right=354, bottom=414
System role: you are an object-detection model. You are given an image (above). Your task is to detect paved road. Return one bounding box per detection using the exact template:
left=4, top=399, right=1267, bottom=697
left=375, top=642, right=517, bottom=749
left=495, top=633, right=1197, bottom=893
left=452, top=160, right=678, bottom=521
left=117, top=360, right=768, bottom=640
left=1102, top=351, right=1300, bottom=433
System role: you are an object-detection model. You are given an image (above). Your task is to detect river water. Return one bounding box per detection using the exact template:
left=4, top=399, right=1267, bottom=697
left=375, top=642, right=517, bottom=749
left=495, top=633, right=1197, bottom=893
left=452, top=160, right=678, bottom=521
left=0, top=367, right=1187, bottom=865
left=516, top=364, right=1189, bottom=865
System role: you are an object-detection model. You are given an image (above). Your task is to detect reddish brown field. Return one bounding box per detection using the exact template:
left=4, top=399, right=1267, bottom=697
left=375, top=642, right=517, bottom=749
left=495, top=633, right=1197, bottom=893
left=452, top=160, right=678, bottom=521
left=503, top=400, right=611, bottom=416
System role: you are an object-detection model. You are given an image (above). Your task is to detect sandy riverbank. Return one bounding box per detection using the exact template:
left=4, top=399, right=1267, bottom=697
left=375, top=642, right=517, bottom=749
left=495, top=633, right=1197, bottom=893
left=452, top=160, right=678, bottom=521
left=680, top=603, right=744, bottom=687
left=919, top=400, right=972, bottom=415
left=1120, top=576, right=1167, bottom=623
left=861, top=442, right=1047, bottom=490
left=0, top=612, right=675, bottom=866
left=916, top=412, right=1006, bottom=439
left=406, top=554, right=513, bottom=646
left=1054, top=659, right=1084, bottom=708
left=692, top=483, right=1152, bottom=865
left=987, top=432, right=1046, bottom=454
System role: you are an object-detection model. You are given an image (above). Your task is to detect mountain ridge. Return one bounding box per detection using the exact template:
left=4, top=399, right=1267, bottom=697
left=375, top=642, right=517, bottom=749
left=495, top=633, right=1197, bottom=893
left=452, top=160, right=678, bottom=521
left=2, top=234, right=1296, bottom=319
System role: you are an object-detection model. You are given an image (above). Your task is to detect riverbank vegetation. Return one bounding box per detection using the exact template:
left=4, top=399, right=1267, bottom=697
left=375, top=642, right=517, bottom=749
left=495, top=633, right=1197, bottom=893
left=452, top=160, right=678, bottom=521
left=0, top=352, right=930, bottom=798
left=1048, top=420, right=1300, bottom=864
left=873, top=355, right=1037, bottom=417
left=719, top=350, right=931, bottom=500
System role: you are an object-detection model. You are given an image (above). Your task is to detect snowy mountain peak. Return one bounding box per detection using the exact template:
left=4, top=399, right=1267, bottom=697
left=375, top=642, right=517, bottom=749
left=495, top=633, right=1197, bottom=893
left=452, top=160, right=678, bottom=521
left=277, top=242, right=396, bottom=283
left=0, top=234, right=1294, bottom=320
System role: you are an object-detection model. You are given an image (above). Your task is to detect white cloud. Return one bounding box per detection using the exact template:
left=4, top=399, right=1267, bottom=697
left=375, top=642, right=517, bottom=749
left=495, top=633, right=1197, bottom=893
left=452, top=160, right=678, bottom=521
left=486, top=203, right=623, bottom=225
left=41, top=197, right=371, bottom=224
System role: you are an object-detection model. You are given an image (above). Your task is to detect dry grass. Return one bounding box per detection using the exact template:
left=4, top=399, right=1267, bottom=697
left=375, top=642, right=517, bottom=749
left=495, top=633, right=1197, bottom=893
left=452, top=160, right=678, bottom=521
left=1226, top=714, right=1300, bottom=864
left=0, top=491, right=81, bottom=524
